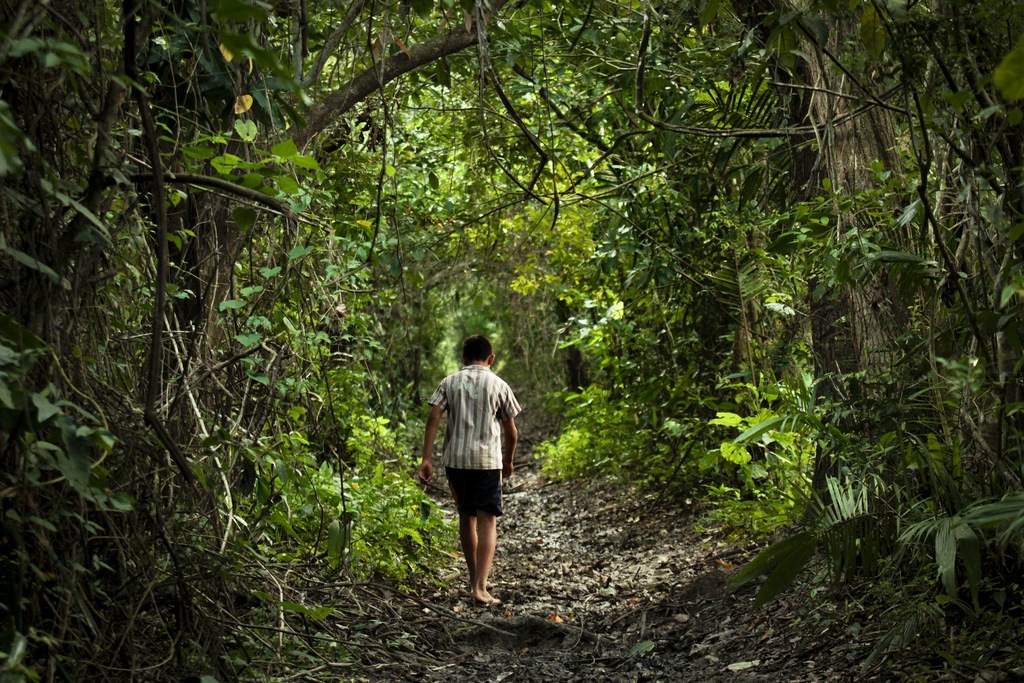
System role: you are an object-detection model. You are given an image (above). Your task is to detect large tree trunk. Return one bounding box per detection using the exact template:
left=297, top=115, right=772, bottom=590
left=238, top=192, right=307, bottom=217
left=734, top=2, right=903, bottom=496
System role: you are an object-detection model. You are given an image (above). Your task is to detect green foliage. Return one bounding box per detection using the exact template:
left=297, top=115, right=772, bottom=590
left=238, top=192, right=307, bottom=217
left=3, top=0, right=1024, bottom=675
left=0, top=314, right=124, bottom=506
left=898, top=495, right=1024, bottom=613
left=730, top=474, right=899, bottom=607
left=995, top=35, right=1024, bottom=100
left=341, top=417, right=454, bottom=581
left=538, top=386, right=653, bottom=481
left=699, top=375, right=821, bottom=536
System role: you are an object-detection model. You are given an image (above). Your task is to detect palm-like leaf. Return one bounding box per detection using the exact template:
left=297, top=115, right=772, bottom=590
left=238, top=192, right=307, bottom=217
left=897, top=494, right=1024, bottom=612
left=730, top=475, right=896, bottom=604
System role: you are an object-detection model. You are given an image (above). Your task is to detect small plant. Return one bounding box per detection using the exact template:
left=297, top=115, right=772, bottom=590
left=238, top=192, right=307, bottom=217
left=701, top=377, right=818, bottom=536
left=537, top=386, right=653, bottom=482
left=729, top=475, right=899, bottom=606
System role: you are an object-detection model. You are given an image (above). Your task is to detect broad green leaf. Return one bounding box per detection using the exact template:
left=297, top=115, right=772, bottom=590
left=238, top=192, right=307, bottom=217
left=734, top=416, right=787, bottom=444
left=1, top=240, right=65, bottom=287
left=798, top=15, right=829, bottom=48
left=259, top=266, right=281, bottom=278
left=274, top=458, right=291, bottom=485
left=241, top=173, right=264, bottom=189
left=766, top=232, right=801, bottom=254
left=995, top=36, right=1024, bottom=100
left=328, top=518, right=344, bottom=569
left=410, top=0, right=433, bottom=18
left=183, top=145, right=215, bottom=160
left=709, top=411, right=744, bottom=427
left=720, top=442, right=751, bottom=465
left=287, top=244, right=314, bottom=261
left=32, top=392, right=60, bottom=423
left=109, top=492, right=135, bottom=511
left=1000, top=285, right=1017, bottom=309
left=10, top=38, right=43, bottom=58
left=292, top=155, right=320, bottom=171
left=276, top=175, right=300, bottom=194
left=233, top=206, right=258, bottom=232
left=0, top=313, right=43, bottom=350
left=56, top=417, right=93, bottom=494
left=247, top=372, right=269, bottom=386
left=280, top=601, right=334, bottom=620
left=211, top=154, right=242, bottom=174
left=0, top=378, right=15, bottom=409
left=860, top=4, right=886, bottom=61
left=218, top=299, right=247, bottom=311
left=235, top=333, right=261, bottom=346
left=698, top=0, right=720, bottom=29
left=872, top=250, right=936, bottom=266
left=234, top=119, right=258, bottom=141
left=271, top=138, right=300, bottom=159
left=934, top=518, right=958, bottom=598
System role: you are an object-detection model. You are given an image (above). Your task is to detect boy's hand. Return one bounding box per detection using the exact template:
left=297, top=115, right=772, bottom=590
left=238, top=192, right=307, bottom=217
left=502, top=461, right=513, bottom=478
left=417, top=461, right=433, bottom=484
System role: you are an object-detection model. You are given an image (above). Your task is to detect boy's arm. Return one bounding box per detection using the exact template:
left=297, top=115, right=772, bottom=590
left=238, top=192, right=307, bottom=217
left=417, top=404, right=444, bottom=484
left=501, top=417, right=518, bottom=478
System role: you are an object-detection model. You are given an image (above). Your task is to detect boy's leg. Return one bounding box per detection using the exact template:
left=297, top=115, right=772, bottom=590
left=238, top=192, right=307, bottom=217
left=471, top=510, right=497, bottom=603
left=458, top=513, right=478, bottom=588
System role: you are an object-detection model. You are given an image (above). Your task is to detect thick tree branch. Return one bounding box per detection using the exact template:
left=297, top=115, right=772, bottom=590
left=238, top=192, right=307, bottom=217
left=130, top=173, right=293, bottom=215
left=295, top=0, right=511, bottom=148
left=125, top=0, right=196, bottom=489
left=301, top=0, right=369, bottom=89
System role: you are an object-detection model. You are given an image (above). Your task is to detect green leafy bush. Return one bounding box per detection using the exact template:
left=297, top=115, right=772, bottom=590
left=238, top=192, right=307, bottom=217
left=537, top=386, right=654, bottom=482
left=232, top=413, right=454, bottom=585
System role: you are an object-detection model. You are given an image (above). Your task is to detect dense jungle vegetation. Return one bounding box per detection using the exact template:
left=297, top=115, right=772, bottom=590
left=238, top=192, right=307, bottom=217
left=2, top=0, right=1024, bottom=679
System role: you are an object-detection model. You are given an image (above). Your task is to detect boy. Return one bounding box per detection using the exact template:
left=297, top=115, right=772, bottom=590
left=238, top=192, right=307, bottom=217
left=417, top=334, right=521, bottom=606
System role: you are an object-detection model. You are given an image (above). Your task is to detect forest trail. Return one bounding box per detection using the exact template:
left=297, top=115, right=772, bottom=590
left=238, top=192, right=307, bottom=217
left=326, top=436, right=890, bottom=682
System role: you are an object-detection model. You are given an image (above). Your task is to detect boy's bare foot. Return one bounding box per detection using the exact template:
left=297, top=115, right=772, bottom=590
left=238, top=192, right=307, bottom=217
left=472, top=593, right=501, bottom=606
left=471, top=589, right=499, bottom=606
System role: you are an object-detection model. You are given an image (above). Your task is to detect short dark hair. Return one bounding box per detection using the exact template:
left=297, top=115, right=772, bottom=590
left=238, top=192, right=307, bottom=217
left=462, top=334, right=493, bottom=362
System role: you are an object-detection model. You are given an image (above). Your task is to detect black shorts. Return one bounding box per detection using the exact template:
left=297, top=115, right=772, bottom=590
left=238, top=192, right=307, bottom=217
left=445, top=467, right=503, bottom=516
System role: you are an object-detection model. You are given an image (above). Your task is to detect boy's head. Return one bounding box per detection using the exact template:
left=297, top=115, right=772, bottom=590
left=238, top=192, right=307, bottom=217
left=462, top=334, right=494, bottom=364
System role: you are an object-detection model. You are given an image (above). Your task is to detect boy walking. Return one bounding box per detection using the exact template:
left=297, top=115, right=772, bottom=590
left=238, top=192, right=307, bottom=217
left=417, top=334, right=521, bottom=606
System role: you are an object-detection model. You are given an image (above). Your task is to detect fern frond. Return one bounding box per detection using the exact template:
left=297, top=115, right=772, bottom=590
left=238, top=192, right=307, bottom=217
left=729, top=530, right=817, bottom=608
left=862, top=602, right=945, bottom=671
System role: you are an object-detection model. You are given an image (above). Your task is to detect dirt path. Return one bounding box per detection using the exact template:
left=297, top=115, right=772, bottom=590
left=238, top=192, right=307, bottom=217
left=353, top=462, right=867, bottom=682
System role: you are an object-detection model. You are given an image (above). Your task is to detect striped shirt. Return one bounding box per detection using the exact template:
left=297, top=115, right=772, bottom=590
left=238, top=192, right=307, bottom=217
left=428, top=365, right=522, bottom=470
